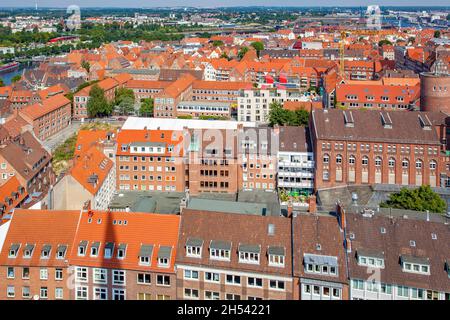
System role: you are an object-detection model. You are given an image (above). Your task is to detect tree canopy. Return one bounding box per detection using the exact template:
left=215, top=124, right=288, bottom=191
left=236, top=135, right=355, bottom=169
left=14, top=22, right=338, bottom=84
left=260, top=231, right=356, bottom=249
left=378, top=39, right=392, bottom=46
left=0, top=78, right=4, bottom=87
left=11, top=74, right=21, bottom=83
left=238, top=46, right=249, bottom=60
left=212, top=40, right=224, bottom=47
left=139, top=98, right=154, bottom=117
left=250, top=41, right=264, bottom=57
left=87, top=84, right=111, bottom=118
left=114, top=87, right=135, bottom=106
left=380, top=185, right=447, bottom=214
left=267, top=101, right=309, bottom=126
left=81, top=60, right=90, bottom=73
left=116, top=96, right=135, bottom=116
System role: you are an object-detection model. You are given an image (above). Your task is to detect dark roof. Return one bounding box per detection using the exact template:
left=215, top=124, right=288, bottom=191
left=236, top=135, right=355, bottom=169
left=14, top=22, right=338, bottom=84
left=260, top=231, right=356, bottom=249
left=346, top=212, right=450, bottom=292
left=176, top=209, right=292, bottom=276
left=311, top=109, right=445, bottom=145
left=278, top=126, right=311, bottom=152
left=293, top=214, right=348, bottom=284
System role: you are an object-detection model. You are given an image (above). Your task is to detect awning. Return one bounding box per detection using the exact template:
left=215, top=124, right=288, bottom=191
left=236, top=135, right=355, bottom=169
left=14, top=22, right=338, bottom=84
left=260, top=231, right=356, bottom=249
left=400, top=255, right=429, bottom=265
left=304, top=254, right=338, bottom=267
left=157, top=246, right=172, bottom=259
left=357, top=249, right=384, bottom=259
left=139, top=244, right=153, bottom=257
left=210, top=240, right=232, bottom=251
left=238, top=243, right=261, bottom=254
left=268, top=246, right=285, bottom=256
left=186, top=238, right=203, bottom=247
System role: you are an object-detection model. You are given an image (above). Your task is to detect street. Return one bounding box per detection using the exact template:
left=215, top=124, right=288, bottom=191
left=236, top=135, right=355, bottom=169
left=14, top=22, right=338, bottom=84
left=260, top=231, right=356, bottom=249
left=42, top=122, right=81, bottom=152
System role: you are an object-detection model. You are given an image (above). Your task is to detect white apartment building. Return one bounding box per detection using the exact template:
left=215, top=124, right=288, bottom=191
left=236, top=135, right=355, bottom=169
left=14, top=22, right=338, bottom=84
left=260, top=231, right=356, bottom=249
left=238, top=88, right=306, bottom=123
left=277, top=126, right=314, bottom=195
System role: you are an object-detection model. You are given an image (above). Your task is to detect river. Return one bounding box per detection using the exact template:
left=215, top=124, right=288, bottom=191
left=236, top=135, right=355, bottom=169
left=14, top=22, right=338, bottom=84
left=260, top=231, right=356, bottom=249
left=0, top=62, right=35, bottom=85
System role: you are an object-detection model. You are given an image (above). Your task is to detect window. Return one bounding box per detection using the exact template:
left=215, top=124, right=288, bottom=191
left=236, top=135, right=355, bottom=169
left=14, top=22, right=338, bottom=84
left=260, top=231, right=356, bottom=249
left=375, top=157, right=382, bottom=167
left=113, top=270, right=125, bottom=285
left=90, top=246, right=98, bottom=257
left=158, top=257, right=169, bottom=267
left=247, top=277, right=263, bottom=288
left=7, top=285, right=14, bottom=297
left=112, top=289, right=126, bottom=300
left=40, top=268, right=48, bottom=280
left=238, top=251, right=260, bottom=264
left=184, top=269, right=199, bottom=280
left=205, top=272, right=220, bottom=283
left=381, top=283, right=392, bottom=294
left=210, top=248, right=231, bottom=261
left=78, top=244, right=86, bottom=256
left=226, top=274, right=241, bottom=285
left=75, top=267, right=88, bottom=282
left=93, top=268, right=107, bottom=284
left=205, top=291, right=220, bottom=300
left=22, top=267, right=30, bottom=279
left=7, top=267, right=14, bottom=279
left=137, top=293, right=151, bottom=300
left=94, top=287, right=108, bottom=300
left=186, top=245, right=201, bottom=258
left=137, top=273, right=151, bottom=284
left=184, top=288, right=199, bottom=299
left=139, top=255, right=150, bottom=265
left=397, top=286, right=409, bottom=297
left=402, top=159, right=409, bottom=169
left=268, top=254, right=285, bottom=267
left=358, top=255, right=384, bottom=268
left=332, top=288, right=340, bottom=298
left=362, top=156, right=369, bottom=165
left=336, top=154, right=342, bottom=164
left=22, top=286, right=30, bottom=299
left=40, top=287, right=48, bottom=299
left=415, top=160, right=423, bottom=169
left=227, top=293, right=242, bottom=300
left=55, top=288, right=63, bottom=300
left=430, top=160, right=437, bottom=170
left=157, top=274, right=170, bottom=286
left=402, top=261, right=430, bottom=275
left=388, top=158, right=395, bottom=167
left=352, top=279, right=364, bottom=290
left=269, top=280, right=285, bottom=290
left=117, top=247, right=126, bottom=259
left=55, top=268, right=63, bottom=280
left=349, top=155, right=356, bottom=165
left=323, top=154, right=329, bottom=164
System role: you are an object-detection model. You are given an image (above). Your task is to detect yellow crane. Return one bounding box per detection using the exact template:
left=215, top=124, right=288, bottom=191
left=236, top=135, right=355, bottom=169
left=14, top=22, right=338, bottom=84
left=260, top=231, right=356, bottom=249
left=339, top=29, right=381, bottom=77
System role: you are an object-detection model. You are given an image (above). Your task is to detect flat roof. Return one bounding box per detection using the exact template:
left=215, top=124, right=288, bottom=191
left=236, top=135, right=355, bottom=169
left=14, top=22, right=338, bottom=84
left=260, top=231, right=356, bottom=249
left=122, top=117, right=256, bottom=131
left=187, top=198, right=270, bottom=216
left=108, top=191, right=185, bottom=214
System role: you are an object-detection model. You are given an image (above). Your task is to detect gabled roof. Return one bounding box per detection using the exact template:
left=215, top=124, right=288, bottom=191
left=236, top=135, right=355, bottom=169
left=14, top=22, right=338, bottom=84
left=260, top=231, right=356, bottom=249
left=70, top=146, right=114, bottom=195
left=69, top=211, right=180, bottom=272
left=74, top=129, right=116, bottom=157
left=0, top=176, right=27, bottom=216
left=0, top=209, right=81, bottom=267
left=20, top=94, right=70, bottom=121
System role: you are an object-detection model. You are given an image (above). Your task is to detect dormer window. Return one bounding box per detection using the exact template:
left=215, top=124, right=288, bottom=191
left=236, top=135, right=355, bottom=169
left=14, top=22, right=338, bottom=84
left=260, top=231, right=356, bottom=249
left=401, top=255, right=430, bottom=275
left=138, top=244, right=153, bottom=266
left=23, top=244, right=35, bottom=258
left=8, top=244, right=20, bottom=258
left=186, top=238, right=203, bottom=258
left=304, top=254, right=338, bottom=276
left=56, top=245, right=67, bottom=259
left=238, top=244, right=261, bottom=265
left=117, top=244, right=127, bottom=259
left=357, top=250, right=385, bottom=268
left=90, top=242, right=100, bottom=257
left=41, top=245, right=51, bottom=259
left=157, top=246, right=172, bottom=268
left=210, top=240, right=231, bottom=261
left=104, top=242, right=114, bottom=259
left=78, top=241, right=88, bottom=256
left=268, top=246, right=285, bottom=267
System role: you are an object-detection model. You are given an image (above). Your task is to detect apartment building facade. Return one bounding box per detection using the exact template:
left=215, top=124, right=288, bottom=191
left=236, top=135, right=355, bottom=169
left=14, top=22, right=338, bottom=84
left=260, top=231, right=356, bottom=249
left=124, top=80, right=170, bottom=101
left=153, top=74, right=195, bottom=118
left=115, top=129, right=185, bottom=192
left=293, top=213, right=349, bottom=300
left=277, top=126, right=314, bottom=195
left=344, top=210, right=450, bottom=300
left=176, top=209, right=294, bottom=300
left=192, top=81, right=252, bottom=103
left=69, top=211, right=180, bottom=300
left=238, top=88, right=305, bottom=122
left=310, top=109, right=448, bottom=190
left=19, top=94, right=72, bottom=141
left=0, top=209, right=81, bottom=300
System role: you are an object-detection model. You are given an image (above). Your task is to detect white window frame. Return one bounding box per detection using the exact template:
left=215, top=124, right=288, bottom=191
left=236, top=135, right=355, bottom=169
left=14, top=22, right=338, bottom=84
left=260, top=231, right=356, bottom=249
left=93, top=268, right=108, bottom=284
left=93, top=287, right=108, bottom=300
left=112, top=269, right=126, bottom=286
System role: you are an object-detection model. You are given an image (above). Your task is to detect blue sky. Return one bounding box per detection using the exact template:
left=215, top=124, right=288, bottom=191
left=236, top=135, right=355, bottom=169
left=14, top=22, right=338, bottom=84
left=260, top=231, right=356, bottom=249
left=1, top=1, right=448, bottom=8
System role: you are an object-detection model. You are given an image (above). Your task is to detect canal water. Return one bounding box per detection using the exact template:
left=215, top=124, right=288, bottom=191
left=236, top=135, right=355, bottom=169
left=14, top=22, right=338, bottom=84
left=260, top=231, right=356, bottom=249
left=0, top=62, right=34, bottom=85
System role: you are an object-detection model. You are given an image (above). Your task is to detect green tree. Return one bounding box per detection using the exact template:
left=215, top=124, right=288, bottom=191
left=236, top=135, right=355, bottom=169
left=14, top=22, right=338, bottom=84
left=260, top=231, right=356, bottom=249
left=81, top=60, right=90, bottom=73
left=238, top=46, right=249, bottom=60
left=212, top=40, right=224, bottom=47
left=87, top=85, right=111, bottom=118
left=11, top=74, right=21, bottom=83
left=380, top=185, right=447, bottom=214
left=114, top=87, right=134, bottom=106
left=0, top=78, right=4, bottom=87
left=139, top=98, right=154, bottom=117
left=220, top=52, right=229, bottom=60
left=378, top=39, right=392, bottom=46
left=267, top=101, right=310, bottom=126
left=434, top=30, right=441, bottom=38
left=250, top=41, right=264, bottom=57
left=116, top=96, right=135, bottom=116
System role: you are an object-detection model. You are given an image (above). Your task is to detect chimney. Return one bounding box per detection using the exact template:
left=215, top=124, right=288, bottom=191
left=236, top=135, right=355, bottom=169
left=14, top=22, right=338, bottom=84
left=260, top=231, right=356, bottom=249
left=336, top=201, right=347, bottom=231
left=308, top=195, right=317, bottom=213
left=287, top=200, right=293, bottom=218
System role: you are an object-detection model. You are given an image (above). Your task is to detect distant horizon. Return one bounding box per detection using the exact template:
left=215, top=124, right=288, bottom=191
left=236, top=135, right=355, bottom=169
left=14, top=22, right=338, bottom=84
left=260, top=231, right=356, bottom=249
left=1, top=2, right=449, bottom=9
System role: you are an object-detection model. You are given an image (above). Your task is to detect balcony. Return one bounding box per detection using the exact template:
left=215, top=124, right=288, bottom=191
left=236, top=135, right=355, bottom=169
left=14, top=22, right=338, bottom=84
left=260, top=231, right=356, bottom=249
left=278, top=181, right=313, bottom=188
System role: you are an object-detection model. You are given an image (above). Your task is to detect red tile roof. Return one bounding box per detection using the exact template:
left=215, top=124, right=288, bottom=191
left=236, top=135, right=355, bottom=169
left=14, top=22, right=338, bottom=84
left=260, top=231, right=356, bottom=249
left=0, top=176, right=27, bottom=217
left=69, top=211, right=180, bottom=272
left=20, top=94, right=70, bottom=121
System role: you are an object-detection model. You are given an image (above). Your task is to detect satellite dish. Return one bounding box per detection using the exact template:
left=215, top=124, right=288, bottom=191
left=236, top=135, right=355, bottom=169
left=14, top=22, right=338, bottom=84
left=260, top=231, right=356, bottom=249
left=33, top=295, right=39, bottom=300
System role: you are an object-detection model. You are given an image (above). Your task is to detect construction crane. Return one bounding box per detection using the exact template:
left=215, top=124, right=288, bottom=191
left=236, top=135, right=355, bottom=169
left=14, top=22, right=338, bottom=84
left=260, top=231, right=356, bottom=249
left=339, top=29, right=381, bottom=77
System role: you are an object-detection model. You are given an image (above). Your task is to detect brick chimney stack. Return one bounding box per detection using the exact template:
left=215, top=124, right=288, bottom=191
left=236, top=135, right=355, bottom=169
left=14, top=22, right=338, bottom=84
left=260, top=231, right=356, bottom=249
left=308, top=195, right=317, bottom=213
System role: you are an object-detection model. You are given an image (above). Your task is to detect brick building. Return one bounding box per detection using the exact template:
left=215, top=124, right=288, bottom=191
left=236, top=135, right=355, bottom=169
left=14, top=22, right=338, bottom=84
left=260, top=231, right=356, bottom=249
left=175, top=209, right=294, bottom=300
left=310, top=109, right=448, bottom=190
left=19, top=94, right=72, bottom=141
